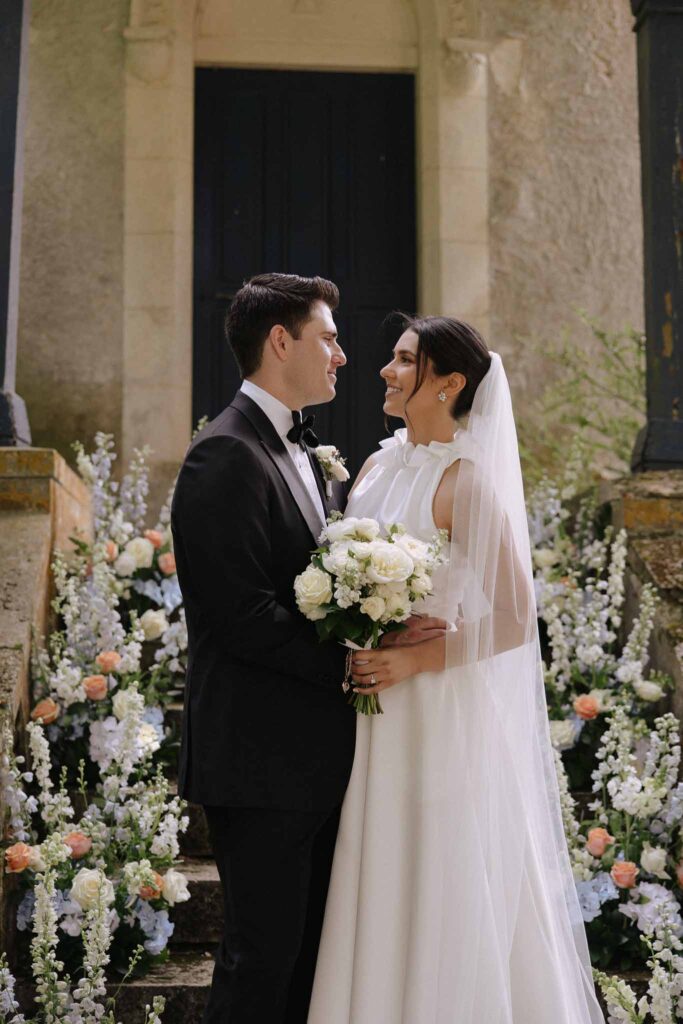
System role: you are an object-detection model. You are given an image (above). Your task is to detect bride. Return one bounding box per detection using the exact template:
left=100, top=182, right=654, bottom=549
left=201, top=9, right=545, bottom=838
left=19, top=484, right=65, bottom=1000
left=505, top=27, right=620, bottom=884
left=307, top=317, right=605, bottom=1023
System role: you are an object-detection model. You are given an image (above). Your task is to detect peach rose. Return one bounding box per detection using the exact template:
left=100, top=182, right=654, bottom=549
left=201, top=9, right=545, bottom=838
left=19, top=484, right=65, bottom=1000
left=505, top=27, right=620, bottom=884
left=83, top=674, right=108, bottom=701
left=144, top=529, right=164, bottom=549
left=586, top=827, right=615, bottom=858
left=31, top=698, right=59, bottom=725
left=611, top=861, right=639, bottom=889
left=139, top=870, right=164, bottom=901
left=64, top=831, right=93, bottom=859
left=5, top=843, right=32, bottom=873
left=158, top=552, right=176, bottom=576
left=95, top=651, right=122, bottom=674
left=573, top=694, right=600, bottom=720
left=105, top=540, right=119, bottom=562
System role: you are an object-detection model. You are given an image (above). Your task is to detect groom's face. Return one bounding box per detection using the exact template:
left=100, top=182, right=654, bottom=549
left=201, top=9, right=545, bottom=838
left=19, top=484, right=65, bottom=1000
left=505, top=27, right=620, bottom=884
left=289, top=300, right=346, bottom=406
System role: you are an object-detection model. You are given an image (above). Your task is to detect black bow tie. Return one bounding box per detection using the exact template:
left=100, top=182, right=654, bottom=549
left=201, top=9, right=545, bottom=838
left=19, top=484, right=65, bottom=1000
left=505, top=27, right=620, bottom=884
left=287, top=410, right=319, bottom=449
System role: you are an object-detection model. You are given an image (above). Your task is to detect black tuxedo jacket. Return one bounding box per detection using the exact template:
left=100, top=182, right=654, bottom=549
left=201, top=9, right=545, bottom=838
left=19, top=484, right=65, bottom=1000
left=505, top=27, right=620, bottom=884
left=170, top=391, right=356, bottom=810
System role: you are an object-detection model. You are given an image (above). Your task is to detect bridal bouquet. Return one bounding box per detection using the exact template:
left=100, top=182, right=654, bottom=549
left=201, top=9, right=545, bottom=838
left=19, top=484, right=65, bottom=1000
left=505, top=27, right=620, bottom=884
left=294, top=513, right=448, bottom=714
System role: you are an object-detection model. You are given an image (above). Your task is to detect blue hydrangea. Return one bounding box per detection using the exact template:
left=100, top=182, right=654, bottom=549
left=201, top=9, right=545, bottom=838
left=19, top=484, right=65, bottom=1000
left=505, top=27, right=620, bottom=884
left=16, top=891, right=35, bottom=932
left=575, top=872, right=618, bottom=923
left=131, top=898, right=175, bottom=955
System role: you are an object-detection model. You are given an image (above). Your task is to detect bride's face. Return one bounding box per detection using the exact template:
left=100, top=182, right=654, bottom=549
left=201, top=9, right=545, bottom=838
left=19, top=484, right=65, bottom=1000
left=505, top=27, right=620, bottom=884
left=380, top=329, right=443, bottom=421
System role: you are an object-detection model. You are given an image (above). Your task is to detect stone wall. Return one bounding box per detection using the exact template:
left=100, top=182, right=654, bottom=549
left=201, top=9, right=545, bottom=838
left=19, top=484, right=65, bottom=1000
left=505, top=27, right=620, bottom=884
left=482, top=0, right=643, bottom=395
left=16, top=0, right=128, bottom=464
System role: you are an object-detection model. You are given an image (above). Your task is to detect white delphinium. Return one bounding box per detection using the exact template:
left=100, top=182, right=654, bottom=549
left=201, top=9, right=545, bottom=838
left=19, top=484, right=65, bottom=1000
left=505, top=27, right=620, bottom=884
left=605, top=529, right=628, bottom=628
left=552, top=745, right=594, bottom=879
left=30, top=833, right=73, bottom=1022
left=0, top=728, right=37, bottom=843
left=51, top=552, right=126, bottom=669
left=153, top=612, right=187, bottom=674
left=73, top=432, right=118, bottom=543
left=591, top=968, right=642, bottom=1023
left=0, top=951, right=26, bottom=1024
left=68, top=869, right=116, bottom=1024
left=616, top=584, right=659, bottom=693
left=543, top=586, right=582, bottom=691
left=143, top=995, right=166, bottom=1023
left=526, top=477, right=568, bottom=551
left=27, top=721, right=74, bottom=831
left=118, top=444, right=152, bottom=535
left=619, top=882, right=683, bottom=941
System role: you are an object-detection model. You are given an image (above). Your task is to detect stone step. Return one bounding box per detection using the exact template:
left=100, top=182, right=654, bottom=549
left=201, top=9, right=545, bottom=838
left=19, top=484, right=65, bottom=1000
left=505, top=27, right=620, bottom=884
left=16, top=947, right=217, bottom=1024
left=169, top=783, right=212, bottom=858
left=171, top=858, right=223, bottom=946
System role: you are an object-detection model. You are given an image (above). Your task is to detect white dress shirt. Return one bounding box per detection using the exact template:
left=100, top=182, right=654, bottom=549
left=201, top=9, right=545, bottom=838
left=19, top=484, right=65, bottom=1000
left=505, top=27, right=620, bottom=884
left=239, top=379, right=326, bottom=523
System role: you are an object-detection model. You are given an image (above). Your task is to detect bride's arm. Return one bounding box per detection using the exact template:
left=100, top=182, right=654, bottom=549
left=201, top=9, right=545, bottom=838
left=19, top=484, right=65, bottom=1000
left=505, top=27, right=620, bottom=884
left=347, top=453, right=376, bottom=500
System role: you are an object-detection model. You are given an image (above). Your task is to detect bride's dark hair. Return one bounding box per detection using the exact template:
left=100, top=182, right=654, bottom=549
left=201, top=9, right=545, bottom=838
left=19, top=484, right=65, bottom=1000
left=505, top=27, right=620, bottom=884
left=392, top=313, right=492, bottom=421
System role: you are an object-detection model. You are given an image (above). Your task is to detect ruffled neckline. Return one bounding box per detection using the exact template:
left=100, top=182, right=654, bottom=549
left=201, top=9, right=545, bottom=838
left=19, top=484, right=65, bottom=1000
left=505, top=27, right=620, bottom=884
left=377, top=427, right=467, bottom=468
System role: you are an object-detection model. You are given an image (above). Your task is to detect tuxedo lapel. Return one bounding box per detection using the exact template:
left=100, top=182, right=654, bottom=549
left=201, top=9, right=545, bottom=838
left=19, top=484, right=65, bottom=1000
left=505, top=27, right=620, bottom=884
left=305, top=445, right=331, bottom=517
left=230, top=392, right=325, bottom=543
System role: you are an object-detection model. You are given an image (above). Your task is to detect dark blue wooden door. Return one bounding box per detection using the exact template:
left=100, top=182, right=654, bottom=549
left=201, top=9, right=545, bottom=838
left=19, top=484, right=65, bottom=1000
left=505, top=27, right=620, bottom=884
left=193, top=67, right=416, bottom=473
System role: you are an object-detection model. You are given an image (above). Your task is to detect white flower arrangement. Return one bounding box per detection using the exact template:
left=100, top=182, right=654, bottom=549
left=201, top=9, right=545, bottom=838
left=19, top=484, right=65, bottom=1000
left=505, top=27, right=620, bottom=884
left=294, top=514, right=448, bottom=713
left=313, top=445, right=350, bottom=498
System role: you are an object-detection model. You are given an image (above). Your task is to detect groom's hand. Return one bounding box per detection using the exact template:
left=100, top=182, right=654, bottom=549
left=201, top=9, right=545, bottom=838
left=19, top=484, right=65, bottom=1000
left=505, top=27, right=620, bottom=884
left=379, top=615, right=448, bottom=648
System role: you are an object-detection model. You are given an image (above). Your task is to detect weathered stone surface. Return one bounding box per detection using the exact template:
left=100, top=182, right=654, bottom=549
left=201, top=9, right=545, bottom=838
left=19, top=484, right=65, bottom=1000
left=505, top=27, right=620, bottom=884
left=631, top=538, right=683, bottom=599
left=171, top=859, right=223, bottom=945
left=17, top=948, right=217, bottom=1024
left=605, top=471, right=683, bottom=536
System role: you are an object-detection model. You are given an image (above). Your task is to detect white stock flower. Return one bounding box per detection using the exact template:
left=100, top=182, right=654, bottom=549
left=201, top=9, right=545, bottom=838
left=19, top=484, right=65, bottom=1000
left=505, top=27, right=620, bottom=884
left=366, top=543, right=414, bottom=585
left=550, top=719, right=580, bottom=752
left=360, top=596, right=386, bottom=622
left=640, top=843, right=670, bottom=879
left=140, top=608, right=169, bottom=641
left=533, top=548, right=561, bottom=570
left=27, top=845, right=46, bottom=873
left=634, top=680, right=665, bottom=703
left=70, top=868, right=114, bottom=911
left=294, top=566, right=332, bottom=609
left=137, top=722, right=161, bottom=757
left=321, top=543, right=351, bottom=576
left=124, top=536, right=155, bottom=570
left=113, top=551, right=137, bottom=578
left=380, top=587, right=411, bottom=621
left=162, top=869, right=190, bottom=906
left=410, top=572, right=432, bottom=597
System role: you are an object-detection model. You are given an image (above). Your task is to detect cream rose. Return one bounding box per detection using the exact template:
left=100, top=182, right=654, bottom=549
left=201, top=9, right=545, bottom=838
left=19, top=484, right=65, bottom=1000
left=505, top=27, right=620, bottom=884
left=640, top=843, right=670, bottom=879
left=162, top=869, right=191, bottom=906
left=533, top=548, right=561, bottom=569
left=410, top=572, right=432, bottom=597
left=634, top=680, right=665, bottom=703
left=294, top=566, right=332, bottom=609
left=124, top=536, right=155, bottom=570
left=321, top=543, right=351, bottom=576
left=27, top=845, right=46, bottom=872
left=353, top=518, right=381, bottom=541
left=366, top=543, right=414, bottom=585
left=360, top=596, right=386, bottom=622
left=394, top=534, right=431, bottom=564
left=140, top=608, right=169, bottom=641
left=113, top=551, right=137, bottom=578
left=549, top=719, right=578, bottom=751
left=138, top=722, right=161, bottom=756
left=324, top=518, right=361, bottom=544
left=70, top=868, right=115, bottom=910
left=112, top=688, right=139, bottom=722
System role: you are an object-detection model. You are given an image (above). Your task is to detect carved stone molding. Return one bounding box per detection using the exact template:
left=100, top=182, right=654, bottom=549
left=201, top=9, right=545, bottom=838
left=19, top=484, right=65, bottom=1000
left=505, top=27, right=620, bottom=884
left=442, top=36, right=489, bottom=95
left=123, top=0, right=172, bottom=82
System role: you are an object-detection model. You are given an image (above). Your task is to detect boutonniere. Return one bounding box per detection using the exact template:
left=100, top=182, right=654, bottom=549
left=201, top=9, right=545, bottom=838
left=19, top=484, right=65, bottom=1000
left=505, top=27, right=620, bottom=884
left=314, top=445, right=350, bottom=498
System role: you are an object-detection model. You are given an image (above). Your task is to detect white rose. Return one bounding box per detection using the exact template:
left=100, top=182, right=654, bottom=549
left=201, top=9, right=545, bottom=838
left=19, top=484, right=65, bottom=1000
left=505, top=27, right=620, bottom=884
left=140, top=609, right=169, bottom=641
left=349, top=541, right=374, bottom=560
left=137, top=722, right=160, bottom=756
left=324, top=518, right=360, bottom=543
left=634, top=680, right=665, bottom=703
left=394, top=534, right=430, bottom=565
left=321, top=543, right=351, bottom=576
left=533, top=548, right=561, bottom=570
left=294, top=566, right=332, bottom=609
left=360, top=596, right=386, bottom=622
left=382, top=589, right=411, bottom=621
left=315, top=445, right=337, bottom=459
left=162, top=869, right=191, bottom=906
left=124, top=536, right=155, bottom=570
left=587, top=688, right=614, bottom=712
left=113, top=552, right=137, bottom=578
left=410, top=572, right=432, bottom=597
left=70, top=868, right=115, bottom=910
left=329, top=460, right=350, bottom=482
left=112, top=689, right=139, bottom=722
left=354, top=518, right=380, bottom=541
left=366, top=543, right=414, bottom=585
left=300, top=603, right=328, bottom=621
left=640, top=843, right=670, bottom=879
left=549, top=719, right=579, bottom=752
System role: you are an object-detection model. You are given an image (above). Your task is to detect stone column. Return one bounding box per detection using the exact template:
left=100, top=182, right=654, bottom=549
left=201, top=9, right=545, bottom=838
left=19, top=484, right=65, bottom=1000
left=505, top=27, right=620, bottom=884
left=631, top=0, right=683, bottom=470
left=0, top=0, right=31, bottom=446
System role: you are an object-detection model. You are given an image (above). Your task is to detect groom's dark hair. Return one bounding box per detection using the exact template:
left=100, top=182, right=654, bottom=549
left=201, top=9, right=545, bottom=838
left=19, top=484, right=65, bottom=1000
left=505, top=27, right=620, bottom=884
left=225, top=272, right=340, bottom=378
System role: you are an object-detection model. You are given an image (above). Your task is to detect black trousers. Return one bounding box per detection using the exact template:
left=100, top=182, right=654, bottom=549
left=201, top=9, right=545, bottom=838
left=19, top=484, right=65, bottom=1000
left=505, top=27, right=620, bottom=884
left=201, top=803, right=342, bottom=1024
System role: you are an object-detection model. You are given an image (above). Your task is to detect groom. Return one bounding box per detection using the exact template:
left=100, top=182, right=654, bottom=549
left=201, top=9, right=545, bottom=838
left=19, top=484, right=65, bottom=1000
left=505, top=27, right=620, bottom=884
left=171, top=272, right=445, bottom=1022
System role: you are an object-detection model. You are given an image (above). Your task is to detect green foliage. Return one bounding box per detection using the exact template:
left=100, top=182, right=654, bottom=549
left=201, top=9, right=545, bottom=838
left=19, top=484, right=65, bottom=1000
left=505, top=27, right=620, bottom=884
left=518, top=312, right=646, bottom=487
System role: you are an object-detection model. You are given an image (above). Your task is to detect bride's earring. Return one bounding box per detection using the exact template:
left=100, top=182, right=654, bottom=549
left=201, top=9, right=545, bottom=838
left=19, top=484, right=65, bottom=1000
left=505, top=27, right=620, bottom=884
left=438, top=390, right=447, bottom=403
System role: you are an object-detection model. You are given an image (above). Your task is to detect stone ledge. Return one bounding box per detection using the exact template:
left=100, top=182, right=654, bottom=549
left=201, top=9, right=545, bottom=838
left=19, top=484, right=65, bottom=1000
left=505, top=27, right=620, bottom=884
left=603, top=470, right=683, bottom=536
left=0, top=447, right=91, bottom=553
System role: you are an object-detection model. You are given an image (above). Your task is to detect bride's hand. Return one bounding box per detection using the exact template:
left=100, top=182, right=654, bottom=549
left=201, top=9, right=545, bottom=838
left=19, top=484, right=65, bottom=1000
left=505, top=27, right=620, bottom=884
left=350, top=647, right=418, bottom=695
left=379, top=615, right=448, bottom=647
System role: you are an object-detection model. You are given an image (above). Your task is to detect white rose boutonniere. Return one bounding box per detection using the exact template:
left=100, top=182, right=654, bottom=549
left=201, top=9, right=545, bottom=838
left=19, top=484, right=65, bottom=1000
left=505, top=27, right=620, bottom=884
left=314, top=445, right=350, bottom=498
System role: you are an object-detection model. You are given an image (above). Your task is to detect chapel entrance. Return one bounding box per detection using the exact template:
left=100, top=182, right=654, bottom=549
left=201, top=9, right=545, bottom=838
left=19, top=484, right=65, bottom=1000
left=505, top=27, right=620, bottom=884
left=193, top=66, right=416, bottom=472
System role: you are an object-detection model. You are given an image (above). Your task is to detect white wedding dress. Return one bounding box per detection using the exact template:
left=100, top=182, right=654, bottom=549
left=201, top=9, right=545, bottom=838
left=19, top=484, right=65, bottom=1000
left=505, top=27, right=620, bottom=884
left=308, top=427, right=605, bottom=1024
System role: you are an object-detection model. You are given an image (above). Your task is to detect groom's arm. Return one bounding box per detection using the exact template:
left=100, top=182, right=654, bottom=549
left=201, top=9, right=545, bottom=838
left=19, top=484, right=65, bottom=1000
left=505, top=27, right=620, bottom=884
left=172, top=434, right=346, bottom=690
